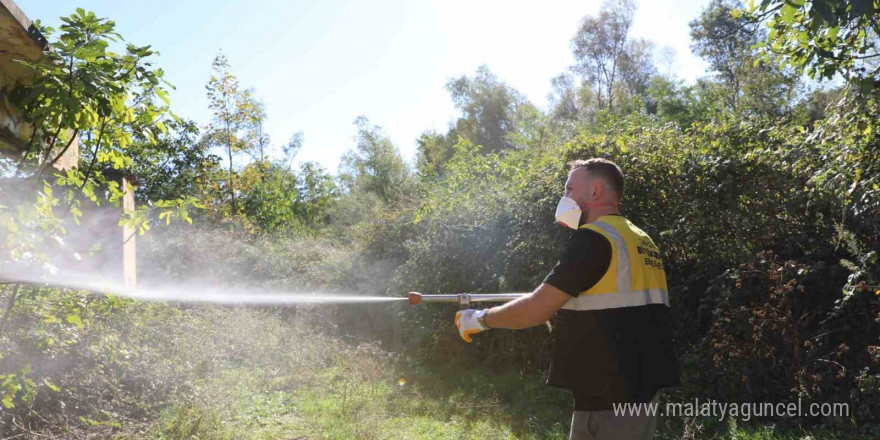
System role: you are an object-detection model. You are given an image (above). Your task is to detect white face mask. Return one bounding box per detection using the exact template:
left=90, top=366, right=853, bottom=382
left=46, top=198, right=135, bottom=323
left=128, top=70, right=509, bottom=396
left=554, top=196, right=582, bottom=230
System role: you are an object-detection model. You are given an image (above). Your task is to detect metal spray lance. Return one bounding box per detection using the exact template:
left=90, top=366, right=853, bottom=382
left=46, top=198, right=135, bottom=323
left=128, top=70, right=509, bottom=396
left=406, top=292, right=552, bottom=331
left=407, top=292, right=525, bottom=308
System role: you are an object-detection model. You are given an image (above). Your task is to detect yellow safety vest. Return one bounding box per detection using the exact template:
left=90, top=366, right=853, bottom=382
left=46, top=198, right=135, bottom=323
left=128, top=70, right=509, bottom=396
left=561, top=215, right=669, bottom=311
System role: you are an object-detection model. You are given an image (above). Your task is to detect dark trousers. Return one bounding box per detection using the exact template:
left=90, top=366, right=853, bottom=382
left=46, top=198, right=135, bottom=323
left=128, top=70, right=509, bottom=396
left=569, top=392, right=660, bottom=440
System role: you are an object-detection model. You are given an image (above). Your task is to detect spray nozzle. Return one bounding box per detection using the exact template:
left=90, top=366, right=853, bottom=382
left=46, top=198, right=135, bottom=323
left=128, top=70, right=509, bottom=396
left=408, top=292, right=422, bottom=305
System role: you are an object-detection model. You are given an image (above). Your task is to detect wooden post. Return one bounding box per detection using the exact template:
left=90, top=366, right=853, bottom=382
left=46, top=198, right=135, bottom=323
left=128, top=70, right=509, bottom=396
left=52, top=130, right=78, bottom=170
left=122, top=177, right=136, bottom=287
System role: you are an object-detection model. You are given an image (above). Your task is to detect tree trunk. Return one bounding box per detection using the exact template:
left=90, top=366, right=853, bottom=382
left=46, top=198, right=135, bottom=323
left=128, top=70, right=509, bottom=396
left=228, top=143, right=235, bottom=212
left=226, top=110, right=236, bottom=214
left=1, top=283, right=21, bottom=332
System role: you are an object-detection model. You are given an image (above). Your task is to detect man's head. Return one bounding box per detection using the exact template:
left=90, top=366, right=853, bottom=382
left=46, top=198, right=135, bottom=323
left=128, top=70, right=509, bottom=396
left=564, top=158, right=623, bottom=222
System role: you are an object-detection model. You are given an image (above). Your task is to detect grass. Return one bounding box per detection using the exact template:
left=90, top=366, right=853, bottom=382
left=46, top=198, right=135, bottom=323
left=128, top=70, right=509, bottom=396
left=145, top=357, right=571, bottom=439
left=143, top=359, right=859, bottom=440
left=134, top=305, right=855, bottom=440
left=3, top=303, right=867, bottom=439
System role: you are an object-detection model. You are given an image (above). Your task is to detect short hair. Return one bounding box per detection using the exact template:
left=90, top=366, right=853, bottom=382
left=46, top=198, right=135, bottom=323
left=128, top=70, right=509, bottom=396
left=568, top=158, right=624, bottom=198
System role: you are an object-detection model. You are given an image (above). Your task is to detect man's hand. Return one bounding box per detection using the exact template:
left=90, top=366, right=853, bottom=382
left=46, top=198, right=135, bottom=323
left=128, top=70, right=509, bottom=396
left=454, top=309, right=488, bottom=343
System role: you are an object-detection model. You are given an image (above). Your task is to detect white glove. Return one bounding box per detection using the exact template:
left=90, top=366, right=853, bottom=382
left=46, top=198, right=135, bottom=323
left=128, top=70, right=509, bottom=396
left=454, top=309, right=488, bottom=343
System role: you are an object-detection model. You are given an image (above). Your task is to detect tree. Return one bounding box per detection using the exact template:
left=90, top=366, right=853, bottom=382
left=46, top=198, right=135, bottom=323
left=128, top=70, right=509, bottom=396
left=646, top=76, right=701, bottom=127
left=1, top=10, right=193, bottom=373
left=415, top=129, right=457, bottom=178
left=747, top=0, right=880, bottom=90
left=234, top=128, right=333, bottom=234
left=243, top=100, right=270, bottom=165
left=203, top=52, right=263, bottom=212
left=7, top=9, right=193, bottom=235
left=339, top=116, right=411, bottom=204
left=790, top=85, right=845, bottom=125
left=239, top=160, right=336, bottom=233
left=618, top=38, right=658, bottom=105
left=571, top=0, right=636, bottom=112
left=690, top=0, right=759, bottom=112
left=125, top=119, right=220, bottom=204
left=294, top=161, right=336, bottom=227
left=445, top=65, right=528, bottom=153
left=690, top=0, right=799, bottom=117
left=11, top=10, right=168, bottom=182
left=548, top=73, right=581, bottom=121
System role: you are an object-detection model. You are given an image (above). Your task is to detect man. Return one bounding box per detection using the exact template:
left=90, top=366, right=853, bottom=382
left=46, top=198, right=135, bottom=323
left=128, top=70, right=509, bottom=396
left=452, top=158, right=679, bottom=440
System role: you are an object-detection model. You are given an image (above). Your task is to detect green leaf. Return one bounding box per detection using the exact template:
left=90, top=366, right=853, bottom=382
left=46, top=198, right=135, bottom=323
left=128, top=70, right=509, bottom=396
left=827, top=26, right=839, bottom=41
left=780, top=3, right=796, bottom=22
left=155, top=88, right=170, bottom=105
left=43, top=379, right=60, bottom=393
left=812, top=1, right=835, bottom=25
left=66, top=314, right=83, bottom=329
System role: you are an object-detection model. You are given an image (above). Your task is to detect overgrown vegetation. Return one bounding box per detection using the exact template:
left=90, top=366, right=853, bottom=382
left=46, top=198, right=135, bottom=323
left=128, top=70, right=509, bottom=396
left=2, top=0, right=879, bottom=438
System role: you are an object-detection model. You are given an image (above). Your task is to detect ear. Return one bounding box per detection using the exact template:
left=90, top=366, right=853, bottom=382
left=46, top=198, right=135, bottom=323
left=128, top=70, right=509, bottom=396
left=591, top=181, right=604, bottom=200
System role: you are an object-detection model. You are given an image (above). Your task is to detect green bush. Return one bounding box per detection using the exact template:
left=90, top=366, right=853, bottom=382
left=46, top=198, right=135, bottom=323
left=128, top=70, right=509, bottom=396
left=375, top=103, right=879, bottom=429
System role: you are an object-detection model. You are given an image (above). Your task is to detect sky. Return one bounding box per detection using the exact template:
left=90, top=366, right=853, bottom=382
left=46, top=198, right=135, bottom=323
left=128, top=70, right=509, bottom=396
left=19, top=0, right=711, bottom=174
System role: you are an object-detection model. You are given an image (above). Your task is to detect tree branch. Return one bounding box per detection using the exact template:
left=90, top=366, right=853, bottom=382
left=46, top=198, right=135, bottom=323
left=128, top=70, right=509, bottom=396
left=747, top=4, right=784, bottom=24
left=34, top=128, right=78, bottom=181
left=40, top=125, right=64, bottom=166
left=77, top=118, right=109, bottom=192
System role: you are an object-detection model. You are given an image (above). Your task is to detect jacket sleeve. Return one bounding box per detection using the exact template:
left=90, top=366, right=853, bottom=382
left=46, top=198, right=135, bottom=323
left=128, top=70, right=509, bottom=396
left=543, top=229, right=612, bottom=297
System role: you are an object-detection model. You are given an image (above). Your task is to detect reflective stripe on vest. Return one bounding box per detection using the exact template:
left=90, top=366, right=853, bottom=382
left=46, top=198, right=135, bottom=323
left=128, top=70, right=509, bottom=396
left=561, top=217, right=669, bottom=311
left=593, top=220, right=631, bottom=294
left=561, top=287, right=669, bottom=310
